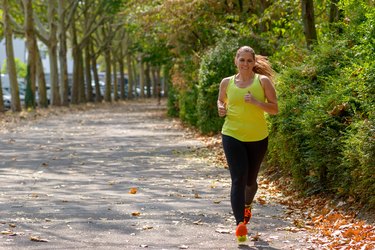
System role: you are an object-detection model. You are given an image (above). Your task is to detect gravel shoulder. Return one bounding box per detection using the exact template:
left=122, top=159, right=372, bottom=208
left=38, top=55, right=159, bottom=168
left=0, top=100, right=317, bottom=249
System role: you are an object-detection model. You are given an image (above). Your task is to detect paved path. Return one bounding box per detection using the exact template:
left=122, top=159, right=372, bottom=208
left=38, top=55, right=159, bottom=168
left=0, top=100, right=315, bottom=249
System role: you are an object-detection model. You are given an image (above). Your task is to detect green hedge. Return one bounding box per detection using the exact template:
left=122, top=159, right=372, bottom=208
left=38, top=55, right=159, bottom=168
left=267, top=41, right=375, bottom=208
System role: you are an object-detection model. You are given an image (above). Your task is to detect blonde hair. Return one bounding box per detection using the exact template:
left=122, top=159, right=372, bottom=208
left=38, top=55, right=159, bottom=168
left=236, top=46, right=275, bottom=81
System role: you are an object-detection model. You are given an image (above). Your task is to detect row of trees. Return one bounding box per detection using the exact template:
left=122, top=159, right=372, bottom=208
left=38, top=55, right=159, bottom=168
left=0, top=0, right=168, bottom=112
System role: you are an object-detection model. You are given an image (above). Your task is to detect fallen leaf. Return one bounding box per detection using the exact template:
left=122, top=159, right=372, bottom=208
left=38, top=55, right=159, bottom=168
left=193, top=219, right=203, bottom=225
left=30, top=236, right=48, bottom=242
left=250, top=232, right=261, bottom=241
left=215, top=228, right=231, bottom=234
left=30, top=193, right=39, bottom=198
left=257, top=197, right=266, bottom=205
left=129, top=188, right=138, bottom=194
left=132, top=212, right=141, bottom=216
left=1, top=230, right=14, bottom=235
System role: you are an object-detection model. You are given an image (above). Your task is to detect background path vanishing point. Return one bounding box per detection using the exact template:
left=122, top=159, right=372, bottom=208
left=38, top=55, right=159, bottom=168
left=0, top=100, right=316, bottom=249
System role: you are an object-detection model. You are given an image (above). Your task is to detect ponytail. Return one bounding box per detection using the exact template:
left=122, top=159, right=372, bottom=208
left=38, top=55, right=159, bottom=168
left=253, top=55, right=275, bottom=82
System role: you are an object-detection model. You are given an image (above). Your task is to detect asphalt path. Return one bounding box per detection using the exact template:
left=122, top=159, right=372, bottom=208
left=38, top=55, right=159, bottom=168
left=0, top=100, right=316, bottom=249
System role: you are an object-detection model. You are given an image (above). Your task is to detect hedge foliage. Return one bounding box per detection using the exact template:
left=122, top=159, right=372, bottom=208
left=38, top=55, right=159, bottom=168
left=167, top=1, right=374, bottom=209
left=267, top=3, right=375, bottom=208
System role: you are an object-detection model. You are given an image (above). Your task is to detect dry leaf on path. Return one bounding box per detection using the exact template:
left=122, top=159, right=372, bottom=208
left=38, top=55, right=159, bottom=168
left=215, top=228, right=231, bottom=234
left=129, top=188, right=138, bottom=194
left=132, top=212, right=141, bottom=216
left=30, top=236, right=48, bottom=242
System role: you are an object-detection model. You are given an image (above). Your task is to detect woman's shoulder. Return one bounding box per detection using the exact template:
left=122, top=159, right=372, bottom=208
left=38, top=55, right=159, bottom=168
left=221, top=75, right=235, bottom=85
left=257, top=74, right=272, bottom=86
left=258, top=74, right=270, bottom=81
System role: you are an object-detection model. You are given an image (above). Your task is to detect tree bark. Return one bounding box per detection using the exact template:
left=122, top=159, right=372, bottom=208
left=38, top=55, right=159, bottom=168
left=104, top=44, right=112, bottom=102
left=23, top=0, right=37, bottom=109
left=48, top=1, right=61, bottom=106
left=151, top=66, right=157, bottom=98
left=145, top=62, right=151, bottom=98
left=139, top=55, right=145, bottom=98
left=126, top=53, right=134, bottom=99
left=90, top=43, right=102, bottom=103
left=85, top=43, right=93, bottom=102
left=77, top=47, right=85, bottom=103
left=113, top=58, right=118, bottom=102
left=58, top=0, right=69, bottom=106
left=35, top=45, right=48, bottom=108
left=3, top=0, right=21, bottom=112
left=70, top=20, right=79, bottom=104
left=301, top=0, right=318, bottom=49
left=119, top=57, right=125, bottom=100
left=0, top=65, right=4, bottom=112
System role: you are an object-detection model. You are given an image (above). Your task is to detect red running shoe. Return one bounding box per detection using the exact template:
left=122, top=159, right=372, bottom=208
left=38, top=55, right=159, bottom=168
left=235, top=222, right=248, bottom=243
left=244, top=206, right=252, bottom=225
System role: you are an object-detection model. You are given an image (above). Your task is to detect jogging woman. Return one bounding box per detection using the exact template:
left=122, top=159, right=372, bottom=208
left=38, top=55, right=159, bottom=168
left=217, top=46, right=278, bottom=243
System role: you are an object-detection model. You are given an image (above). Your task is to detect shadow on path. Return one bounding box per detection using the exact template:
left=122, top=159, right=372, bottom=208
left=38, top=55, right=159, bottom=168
left=0, top=100, right=314, bottom=249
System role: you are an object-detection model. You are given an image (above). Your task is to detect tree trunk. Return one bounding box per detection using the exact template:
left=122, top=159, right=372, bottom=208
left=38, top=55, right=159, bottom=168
left=156, top=66, right=161, bottom=104
left=3, top=0, right=21, bottom=112
left=329, top=0, right=340, bottom=23
left=301, top=0, right=318, bottom=49
left=58, top=0, right=69, bottom=106
left=151, top=67, right=157, bottom=98
left=139, top=55, right=145, bottom=98
left=0, top=65, right=4, bottom=112
left=91, top=44, right=102, bottom=103
left=145, top=62, right=151, bottom=98
left=163, top=65, right=169, bottom=97
left=47, top=1, right=60, bottom=106
left=104, top=47, right=112, bottom=102
left=71, top=20, right=79, bottom=104
left=126, top=53, right=134, bottom=99
left=119, top=57, right=125, bottom=100
left=85, top=44, right=93, bottom=102
left=23, top=0, right=37, bottom=109
left=77, top=46, right=85, bottom=103
left=113, top=59, right=118, bottom=102
left=35, top=46, right=48, bottom=108
left=132, top=58, right=137, bottom=98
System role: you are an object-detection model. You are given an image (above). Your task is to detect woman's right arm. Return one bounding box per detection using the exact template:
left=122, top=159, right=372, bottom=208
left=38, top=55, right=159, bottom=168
left=217, top=78, right=229, bottom=117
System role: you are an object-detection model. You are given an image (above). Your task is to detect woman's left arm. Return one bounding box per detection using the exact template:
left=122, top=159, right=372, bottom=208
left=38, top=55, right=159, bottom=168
left=244, top=76, right=278, bottom=115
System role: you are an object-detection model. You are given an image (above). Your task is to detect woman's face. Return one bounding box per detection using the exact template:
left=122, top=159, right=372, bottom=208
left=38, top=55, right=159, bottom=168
left=235, top=51, right=255, bottom=72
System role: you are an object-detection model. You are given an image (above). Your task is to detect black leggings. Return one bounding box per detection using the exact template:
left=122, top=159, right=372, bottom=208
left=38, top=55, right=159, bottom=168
left=222, top=134, right=268, bottom=225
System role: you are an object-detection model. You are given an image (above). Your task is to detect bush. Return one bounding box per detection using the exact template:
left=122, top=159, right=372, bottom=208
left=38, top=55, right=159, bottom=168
left=179, top=86, right=198, bottom=126
left=167, top=84, right=179, bottom=117
left=267, top=29, right=375, bottom=208
left=196, top=38, right=239, bottom=134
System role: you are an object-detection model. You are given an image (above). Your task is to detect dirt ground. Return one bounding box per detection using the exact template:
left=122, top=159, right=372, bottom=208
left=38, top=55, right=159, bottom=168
left=0, top=99, right=323, bottom=249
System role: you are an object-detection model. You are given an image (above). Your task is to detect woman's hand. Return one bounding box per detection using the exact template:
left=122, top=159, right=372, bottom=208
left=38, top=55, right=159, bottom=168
left=244, top=91, right=258, bottom=105
left=218, top=101, right=227, bottom=117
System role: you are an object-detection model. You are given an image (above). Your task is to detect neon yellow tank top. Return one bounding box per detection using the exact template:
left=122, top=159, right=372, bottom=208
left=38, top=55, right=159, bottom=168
left=221, top=74, right=268, bottom=142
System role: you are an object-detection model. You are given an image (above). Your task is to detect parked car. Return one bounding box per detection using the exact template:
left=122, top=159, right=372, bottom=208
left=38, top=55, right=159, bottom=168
left=2, top=88, right=11, bottom=109
left=2, top=88, right=25, bottom=109
left=91, top=80, right=106, bottom=98
left=1, top=74, right=26, bottom=107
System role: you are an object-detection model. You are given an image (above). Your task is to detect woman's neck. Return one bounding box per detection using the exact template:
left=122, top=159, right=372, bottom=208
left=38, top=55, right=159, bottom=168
left=236, top=72, right=255, bottom=82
